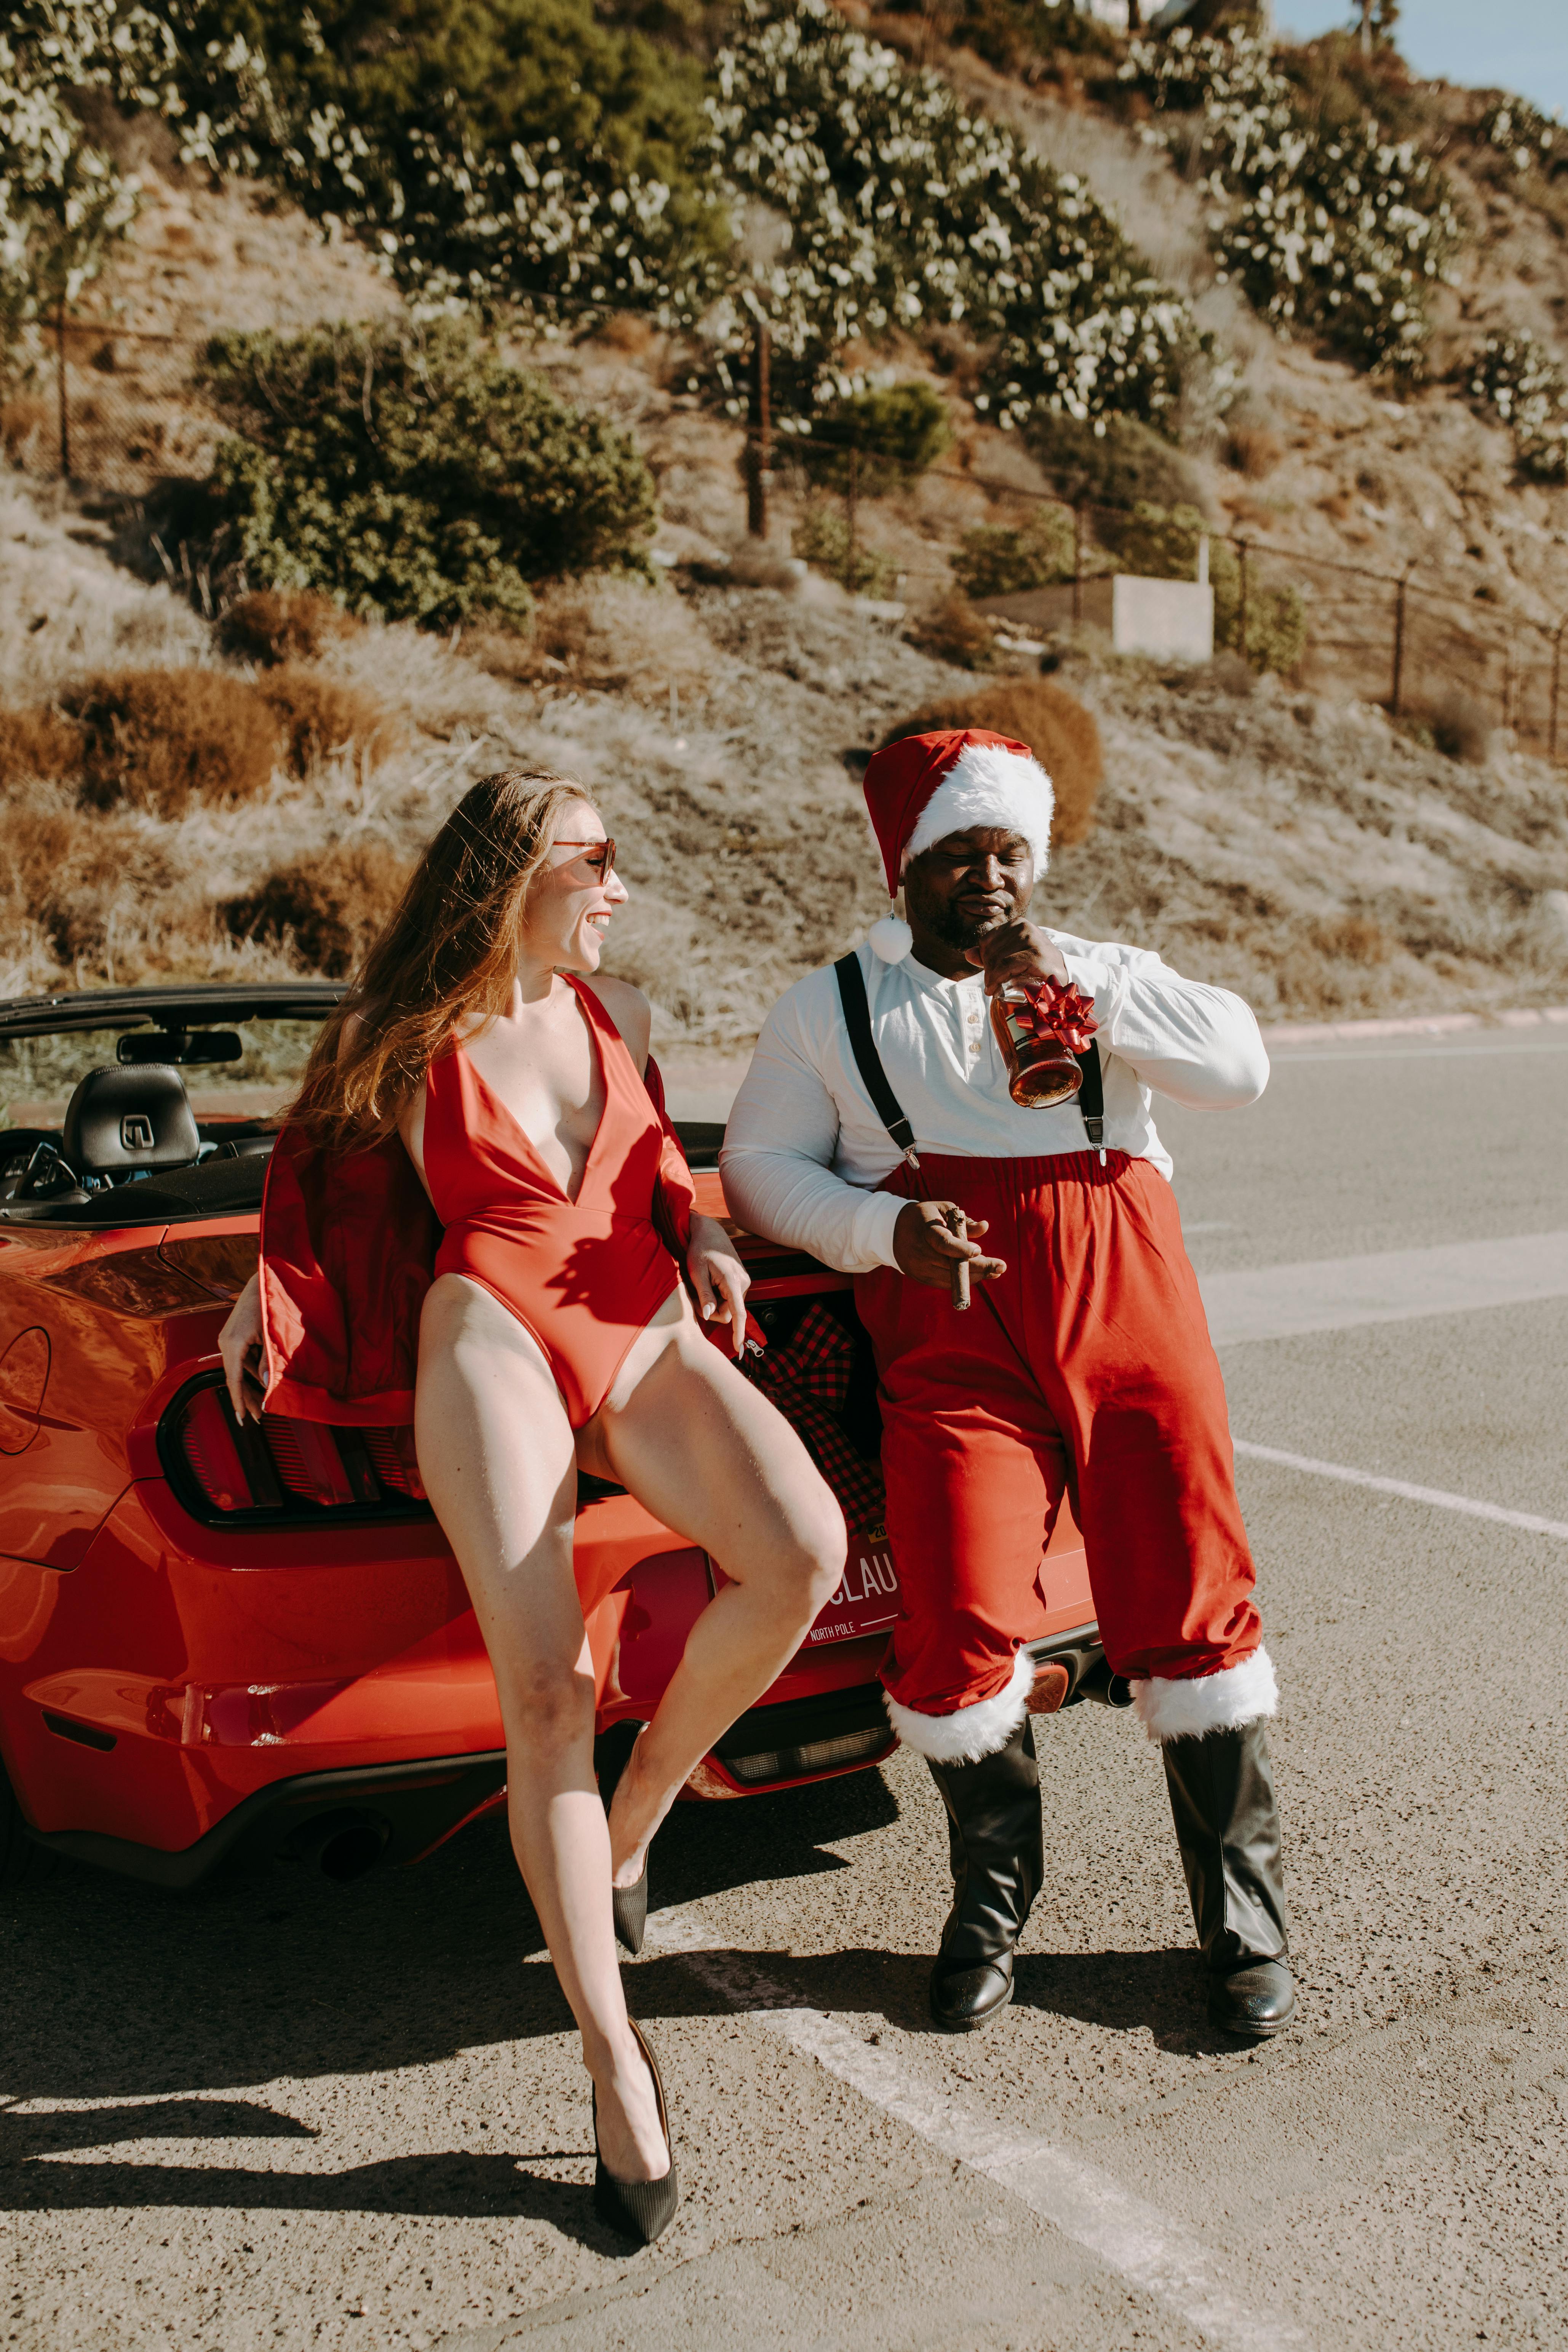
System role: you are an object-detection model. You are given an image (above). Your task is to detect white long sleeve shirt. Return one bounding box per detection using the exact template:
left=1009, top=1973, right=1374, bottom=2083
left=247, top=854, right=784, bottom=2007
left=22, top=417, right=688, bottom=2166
left=720, top=933, right=1269, bottom=1275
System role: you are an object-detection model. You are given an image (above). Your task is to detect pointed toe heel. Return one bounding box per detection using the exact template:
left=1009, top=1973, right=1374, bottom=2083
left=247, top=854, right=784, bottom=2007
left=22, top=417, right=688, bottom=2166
left=592, top=2020, right=679, bottom=2245
left=611, top=1860, right=648, bottom=1957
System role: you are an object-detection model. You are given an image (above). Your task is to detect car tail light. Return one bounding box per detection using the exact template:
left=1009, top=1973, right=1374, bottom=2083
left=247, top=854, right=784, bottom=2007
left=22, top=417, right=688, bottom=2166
left=159, top=1375, right=429, bottom=1527
left=363, top=1424, right=427, bottom=1500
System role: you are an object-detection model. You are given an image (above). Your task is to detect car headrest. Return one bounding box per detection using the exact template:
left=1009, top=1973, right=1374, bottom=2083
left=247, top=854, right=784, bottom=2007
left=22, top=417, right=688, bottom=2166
left=61, top=1064, right=201, bottom=1179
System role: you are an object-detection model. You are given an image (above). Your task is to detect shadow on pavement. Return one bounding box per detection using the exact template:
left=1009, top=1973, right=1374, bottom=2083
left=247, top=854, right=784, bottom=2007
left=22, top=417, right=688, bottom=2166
left=0, top=1768, right=903, bottom=2109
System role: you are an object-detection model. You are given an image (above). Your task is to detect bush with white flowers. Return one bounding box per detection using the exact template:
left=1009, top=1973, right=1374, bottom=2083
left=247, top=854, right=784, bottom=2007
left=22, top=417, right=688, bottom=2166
left=1469, top=334, right=1568, bottom=482
left=1121, top=27, right=1458, bottom=375
left=703, top=0, right=1197, bottom=428
left=1476, top=98, right=1563, bottom=181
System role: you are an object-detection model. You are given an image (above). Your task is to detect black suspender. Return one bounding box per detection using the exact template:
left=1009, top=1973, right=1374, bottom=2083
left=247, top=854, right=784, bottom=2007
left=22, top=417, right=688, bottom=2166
left=834, top=952, right=920, bottom=1166
left=833, top=952, right=1106, bottom=1162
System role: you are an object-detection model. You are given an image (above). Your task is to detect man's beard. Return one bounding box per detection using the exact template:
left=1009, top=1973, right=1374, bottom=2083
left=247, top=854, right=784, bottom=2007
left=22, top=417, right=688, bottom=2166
left=922, top=897, right=1010, bottom=953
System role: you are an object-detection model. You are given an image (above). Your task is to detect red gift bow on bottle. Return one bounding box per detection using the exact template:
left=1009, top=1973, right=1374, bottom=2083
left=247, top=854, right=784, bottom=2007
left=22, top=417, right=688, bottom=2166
left=1003, top=975, right=1099, bottom=1056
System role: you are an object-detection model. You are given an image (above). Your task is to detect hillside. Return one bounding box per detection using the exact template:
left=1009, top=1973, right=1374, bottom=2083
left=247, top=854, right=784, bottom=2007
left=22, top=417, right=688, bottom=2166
left=1, top=0, right=1566, bottom=1086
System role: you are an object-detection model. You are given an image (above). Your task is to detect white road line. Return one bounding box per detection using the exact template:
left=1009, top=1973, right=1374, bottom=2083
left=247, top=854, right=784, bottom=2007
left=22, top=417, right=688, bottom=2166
left=644, top=1907, right=1306, bottom=2352
left=1233, top=1440, right=1568, bottom=1542
left=1200, top=1230, right=1568, bottom=1345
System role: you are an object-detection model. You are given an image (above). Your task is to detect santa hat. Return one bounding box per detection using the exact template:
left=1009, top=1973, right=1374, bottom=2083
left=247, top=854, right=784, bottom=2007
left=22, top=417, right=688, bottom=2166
left=861, top=729, right=1056, bottom=963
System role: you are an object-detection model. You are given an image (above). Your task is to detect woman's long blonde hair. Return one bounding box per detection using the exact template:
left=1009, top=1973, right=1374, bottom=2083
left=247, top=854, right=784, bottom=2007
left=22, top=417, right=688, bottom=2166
left=289, top=766, right=598, bottom=1152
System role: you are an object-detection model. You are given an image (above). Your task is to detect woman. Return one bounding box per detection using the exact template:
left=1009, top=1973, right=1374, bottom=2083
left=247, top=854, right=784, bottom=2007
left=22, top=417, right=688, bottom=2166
left=218, top=769, right=845, bottom=2241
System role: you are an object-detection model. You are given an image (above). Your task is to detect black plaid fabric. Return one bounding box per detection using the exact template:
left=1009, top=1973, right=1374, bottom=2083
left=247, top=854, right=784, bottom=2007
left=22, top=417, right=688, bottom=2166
left=740, top=1302, right=885, bottom=1533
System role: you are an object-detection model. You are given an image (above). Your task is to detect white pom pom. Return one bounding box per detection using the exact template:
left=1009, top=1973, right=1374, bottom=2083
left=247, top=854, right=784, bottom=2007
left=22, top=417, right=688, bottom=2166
left=868, top=912, right=913, bottom=962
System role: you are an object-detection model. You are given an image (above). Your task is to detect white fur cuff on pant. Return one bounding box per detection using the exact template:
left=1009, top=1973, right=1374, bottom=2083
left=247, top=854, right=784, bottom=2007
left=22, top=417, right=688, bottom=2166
left=1131, top=1646, right=1278, bottom=1744
left=884, top=1647, right=1034, bottom=1763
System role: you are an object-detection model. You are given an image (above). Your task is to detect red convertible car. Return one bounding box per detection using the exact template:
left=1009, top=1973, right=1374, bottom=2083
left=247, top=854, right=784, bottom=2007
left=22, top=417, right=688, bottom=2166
left=0, top=983, right=1113, bottom=1892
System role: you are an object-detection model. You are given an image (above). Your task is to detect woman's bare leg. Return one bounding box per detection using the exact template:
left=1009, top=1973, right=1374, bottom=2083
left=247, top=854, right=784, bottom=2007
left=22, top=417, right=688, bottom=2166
left=414, top=1274, right=668, bottom=2183
left=586, top=1305, right=847, bottom=1886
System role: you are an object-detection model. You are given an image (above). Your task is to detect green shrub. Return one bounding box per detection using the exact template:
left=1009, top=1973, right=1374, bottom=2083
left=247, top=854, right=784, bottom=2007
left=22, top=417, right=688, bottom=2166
left=951, top=508, right=1074, bottom=600
left=1029, top=412, right=1202, bottom=518
left=177, top=0, right=728, bottom=311
left=879, top=0, right=1119, bottom=77
left=1121, top=26, right=1459, bottom=374
left=791, top=508, right=900, bottom=599
left=1104, top=502, right=1305, bottom=675
left=794, top=384, right=953, bottom=497
left=198, top=320, right=659, bottom=629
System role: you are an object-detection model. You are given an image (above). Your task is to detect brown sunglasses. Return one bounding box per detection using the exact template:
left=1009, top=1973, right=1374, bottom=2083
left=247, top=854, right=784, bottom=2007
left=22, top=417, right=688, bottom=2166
left=553, top=838, right=616, bottom=876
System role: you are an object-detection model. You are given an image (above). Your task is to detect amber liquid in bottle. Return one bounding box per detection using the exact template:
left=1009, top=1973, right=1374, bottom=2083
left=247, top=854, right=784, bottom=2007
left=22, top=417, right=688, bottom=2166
left=990, top=982, right=1084, bottom=1109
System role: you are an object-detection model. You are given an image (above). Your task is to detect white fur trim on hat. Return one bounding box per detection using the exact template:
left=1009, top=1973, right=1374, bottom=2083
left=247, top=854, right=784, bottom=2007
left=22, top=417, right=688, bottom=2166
left=884, top=1647, right=1034, bottom=1762
left=903, top=742, right=1055, bottom=875
left=1130, top=1646, right=1278, bottom=1744
left=869, top=911, right=914, bottom=961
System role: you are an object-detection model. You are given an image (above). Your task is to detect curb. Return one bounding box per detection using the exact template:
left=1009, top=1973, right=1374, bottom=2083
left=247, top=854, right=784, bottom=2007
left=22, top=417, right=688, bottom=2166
left=1262, top=1006, right=1568, bottom=1049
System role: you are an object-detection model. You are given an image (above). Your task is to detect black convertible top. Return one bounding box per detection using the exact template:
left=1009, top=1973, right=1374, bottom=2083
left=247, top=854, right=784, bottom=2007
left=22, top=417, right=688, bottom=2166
left=0, top=982, right=347, bottom=1039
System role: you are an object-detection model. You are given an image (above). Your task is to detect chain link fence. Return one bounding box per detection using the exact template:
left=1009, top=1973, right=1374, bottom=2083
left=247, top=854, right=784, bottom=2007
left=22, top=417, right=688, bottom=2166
left=4, top=311, right=1563, bottom=763
left=0, top=316, right=215, bottom=497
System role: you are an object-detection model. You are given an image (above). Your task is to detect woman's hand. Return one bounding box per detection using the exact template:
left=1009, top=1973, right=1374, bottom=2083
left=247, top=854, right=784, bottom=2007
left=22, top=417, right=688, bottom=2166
left=219, top=1272, right=267, bottom=1422
left=686, top=1213, right=750, bottom=1357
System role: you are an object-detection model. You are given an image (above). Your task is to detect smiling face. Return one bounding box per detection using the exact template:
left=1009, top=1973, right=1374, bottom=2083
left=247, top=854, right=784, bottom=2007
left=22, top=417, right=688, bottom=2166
left=522, top=798, right=628, bottom=973
left=903, top=826, right=1035, bottom=973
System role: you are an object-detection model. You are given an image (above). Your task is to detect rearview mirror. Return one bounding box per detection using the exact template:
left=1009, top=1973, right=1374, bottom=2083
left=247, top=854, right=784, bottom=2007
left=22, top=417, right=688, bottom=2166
left=117, top=1031, right=244, bottom=1067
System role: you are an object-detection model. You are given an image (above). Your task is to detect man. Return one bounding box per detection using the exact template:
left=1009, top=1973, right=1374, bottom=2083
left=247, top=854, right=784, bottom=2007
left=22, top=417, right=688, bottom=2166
left=721, top=727, right=1295, bottom=2040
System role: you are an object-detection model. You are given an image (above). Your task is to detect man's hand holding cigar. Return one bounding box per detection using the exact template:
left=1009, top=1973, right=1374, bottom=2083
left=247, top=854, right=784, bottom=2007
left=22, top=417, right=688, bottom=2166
left=892, top=1198, right=1003, bottom=1299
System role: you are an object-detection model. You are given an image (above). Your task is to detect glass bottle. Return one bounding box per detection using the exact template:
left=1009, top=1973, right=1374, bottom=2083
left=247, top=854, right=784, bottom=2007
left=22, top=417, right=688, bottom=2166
left=989, top=979, right=1093, bottom=1110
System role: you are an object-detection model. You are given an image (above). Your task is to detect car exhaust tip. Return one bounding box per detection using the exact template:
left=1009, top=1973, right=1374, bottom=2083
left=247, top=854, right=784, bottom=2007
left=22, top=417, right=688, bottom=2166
left=291, top=1810, right=391, bottom=1882
left=1076, top=1658, right=1134, bottom=1710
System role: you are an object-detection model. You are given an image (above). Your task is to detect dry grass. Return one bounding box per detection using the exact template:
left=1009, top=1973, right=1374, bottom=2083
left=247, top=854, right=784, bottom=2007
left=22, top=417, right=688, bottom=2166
left=529, top=576, right=717, bottom=703
left=258, top=665, right=403, bottom=779
left=1225, top=426, right=1285, bottom=480
left=879, top=676, right=1104, bottom=847
left=222, top=840, right=413, bottom=978
left=65, top=669, right=280, bottom=816
left=217, top=591, right=361, bottom=669
left=0, top=707, right=83, bottom=788
left=905, top=590, right=997, bottom=672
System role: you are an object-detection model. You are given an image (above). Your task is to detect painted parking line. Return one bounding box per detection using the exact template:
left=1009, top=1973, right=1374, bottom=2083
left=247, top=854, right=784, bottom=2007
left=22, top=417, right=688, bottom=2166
left=1200, top=1230, right=1568, bottom=1345
left=1233, top=1440, right=1568, bottom=1543
left=643, top=1906, right=1306, bottom=2352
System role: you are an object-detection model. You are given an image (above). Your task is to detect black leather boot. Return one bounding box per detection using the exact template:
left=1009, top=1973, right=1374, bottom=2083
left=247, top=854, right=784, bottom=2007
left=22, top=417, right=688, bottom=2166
left=1162, top=1719, right=1296, bottom=2039
left=925, top=1717, right=1044, bottom=2031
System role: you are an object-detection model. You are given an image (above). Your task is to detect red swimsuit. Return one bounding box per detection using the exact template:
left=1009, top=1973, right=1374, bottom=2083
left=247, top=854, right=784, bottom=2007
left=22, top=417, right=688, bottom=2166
left=422, top=976, right=691, bottom=1428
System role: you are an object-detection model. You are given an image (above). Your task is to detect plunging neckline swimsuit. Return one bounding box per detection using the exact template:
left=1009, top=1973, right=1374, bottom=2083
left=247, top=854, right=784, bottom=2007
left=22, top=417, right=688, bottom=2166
left=422, top=975, right=684, bottom=1428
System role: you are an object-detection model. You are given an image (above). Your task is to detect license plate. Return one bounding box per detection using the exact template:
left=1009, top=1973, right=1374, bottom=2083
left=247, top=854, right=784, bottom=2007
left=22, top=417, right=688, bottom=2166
left=806, top=1529, right=900, bottom=1645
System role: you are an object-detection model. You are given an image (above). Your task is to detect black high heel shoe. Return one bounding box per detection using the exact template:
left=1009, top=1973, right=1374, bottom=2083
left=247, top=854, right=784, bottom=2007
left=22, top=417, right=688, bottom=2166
left=592, top=2019, right=679, bottom=2244
left=611, top=1861, right=647, bottom=1958
left=598, top=1720, right=649, bottom=1956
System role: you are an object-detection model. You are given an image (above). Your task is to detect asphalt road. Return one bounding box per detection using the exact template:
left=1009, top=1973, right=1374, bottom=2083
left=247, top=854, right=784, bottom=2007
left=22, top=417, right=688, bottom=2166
left=6, top=1029, right=1568, bottom=2352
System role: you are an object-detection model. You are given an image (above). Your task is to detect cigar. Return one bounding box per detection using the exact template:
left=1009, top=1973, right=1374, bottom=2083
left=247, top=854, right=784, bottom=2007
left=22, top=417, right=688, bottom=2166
left=943, top=1206, right=971, bottom=1312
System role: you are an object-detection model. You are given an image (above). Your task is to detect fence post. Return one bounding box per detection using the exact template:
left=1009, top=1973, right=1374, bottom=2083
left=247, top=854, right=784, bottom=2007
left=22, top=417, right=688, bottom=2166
left=1551, top=616, right=1566, bottom=764
left=1072, top=504, right=1084, bottom=629
left=1391, top=566, right=1412, bottom=716
left=846, top=443, right=859, bottom=587
left=746, top=321, right=770, bottom=540
left=54, top=300, right=71, bottom=481
left=1236, top=537, right=1249, bottom=662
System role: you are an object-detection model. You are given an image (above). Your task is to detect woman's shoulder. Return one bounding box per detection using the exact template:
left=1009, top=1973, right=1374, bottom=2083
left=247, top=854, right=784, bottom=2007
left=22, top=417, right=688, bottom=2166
left=579, top=974, right=652, bottom=1073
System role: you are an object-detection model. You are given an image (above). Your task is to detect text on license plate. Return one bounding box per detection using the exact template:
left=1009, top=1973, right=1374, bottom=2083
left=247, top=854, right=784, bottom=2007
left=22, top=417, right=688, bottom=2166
left=807, top=1540, right=900, bottom=1644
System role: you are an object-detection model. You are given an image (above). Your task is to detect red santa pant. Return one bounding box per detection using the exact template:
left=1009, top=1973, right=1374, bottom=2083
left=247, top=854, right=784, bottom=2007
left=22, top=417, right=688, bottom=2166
left=853, top=1150, right=1261, bottom=1725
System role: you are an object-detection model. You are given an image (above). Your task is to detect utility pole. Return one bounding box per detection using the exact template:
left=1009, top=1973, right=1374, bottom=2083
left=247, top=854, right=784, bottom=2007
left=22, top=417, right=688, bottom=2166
left=55, top=299, right=71, bottom=481
left=1390, top=567, right=1412, bottom=716
left=1359, top=0, right=1373, bottom=59
left=746, top=320, right=771, bottom=539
